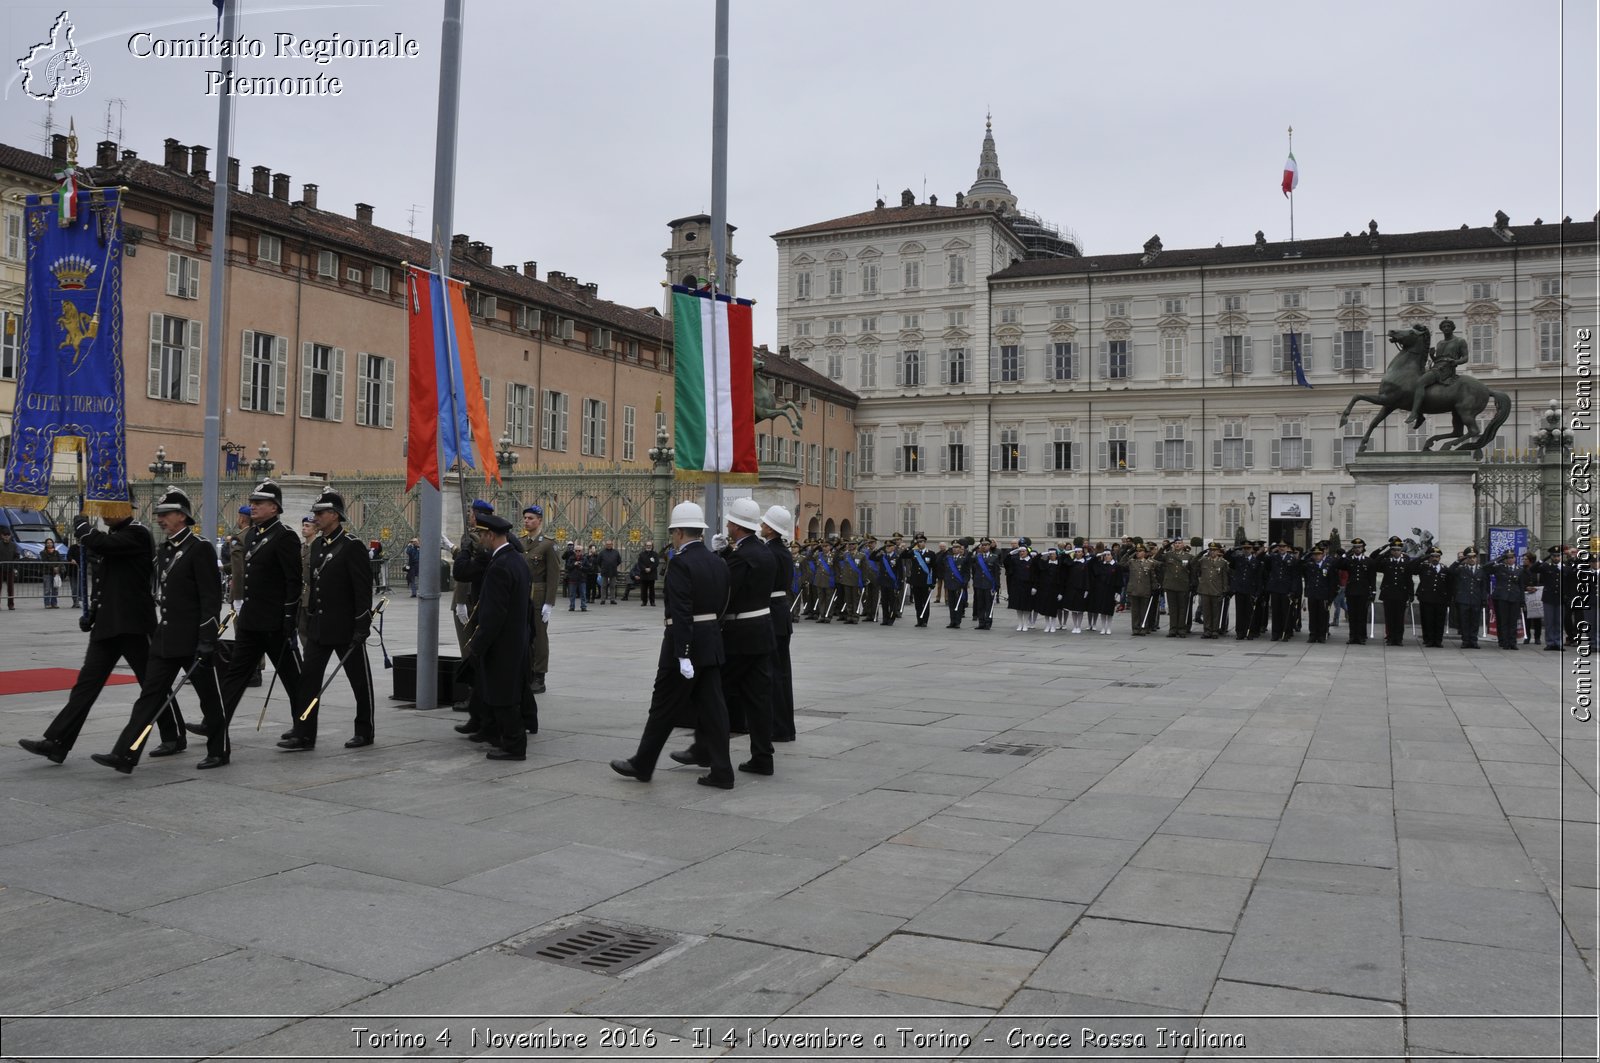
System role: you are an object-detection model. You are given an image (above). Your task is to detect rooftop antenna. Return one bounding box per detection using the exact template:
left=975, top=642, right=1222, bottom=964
left=922, top=174, right=926, bottom=202
left=37, top=99, right=55, bottom=150
left=102, top=98, right=126, bottom=144
left=406, top=203, right=420, bottom=238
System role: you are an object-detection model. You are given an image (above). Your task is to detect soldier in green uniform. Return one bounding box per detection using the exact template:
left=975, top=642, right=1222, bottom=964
left=836, top=539, right=863, bottom=624
left=1124, top=543, right=1160, bottom=635
left=1196, top=541, right=1232, bottom=638
left=519, top=505, right=559, bottom=695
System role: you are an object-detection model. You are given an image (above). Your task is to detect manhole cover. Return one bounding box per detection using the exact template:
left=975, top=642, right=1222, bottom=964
left=514, top=923, right=672, bottom=975
left=963, top=743, right=1045, bottom=756
left=1110, top=681, right=1162, bottom=688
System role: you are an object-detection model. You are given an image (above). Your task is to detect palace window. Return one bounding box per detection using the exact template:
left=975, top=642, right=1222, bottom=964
left=1162, top=333, right=1185, bottom=377
left=997, top=503, right=1017, bottom=539
left=857, top=429, right=874, bottom=474
left=998, top=344, right=1022, bottom=382
left=943, top=347, right=967, bottom=384
left=256, top=233, right=282, bottom=264
left=1273, top=419, right=1305, bottom=470
left=808, top=443, right=822, bottom=485
left=1102, top=340, right=1129, bottom=379
left=1538, top=277, right=1562, bottom=297
left=898, top=349, right=922, bottom=387
left=943, top=425, right=966, bottom=473
left=1050, top=341, right=1075, bottom=381
left=1101, top=423, right=1133, bottom=470
left=794, top=271, right=812, bottom=299
left=505, top=383, right=534, bottom=445
left=1052, top=425, right=1075, bottom=471
left=168, top=210, right=196, bottom=245
left=945, top=505, right=962, bottom=537
left=1215, top=334, right=1252, bottom=375
left=541, top=389, right=569, bottom=450
left=166, top=253, right=201, bottom=299
left=1538, top=320, right=1562, bottom=363
left=1404, top=284, right=1431, bottom=303
left=1216, top=419, right=1252, bottom=470
left=1162, top=506, right=1186, bottom=541
left=1051, top=505, right=1075, bottom=540
left=897, top=428, right=924, bottom=474
left=857, top=505, right=874, bottom=536
left=1155, top=422, right=1192, bottom=470
left=1280, top=291, right=1303, bottom=309
left=581, top=398, right=608, bottom=457
left=947, top=254, right=966, bottom=284
left=300, top=342, right=344, bottom=421
left=1333, top=330, right=1374, bottom=371
left=827, top=447, right=838, bottom=488
left=1107, top=505, right=1126, bottom=539
left=623, top=405, right=636, bottom=461
left=998, top=307, right=1019, bottom=325
left=1222, top=294, right=1243, bottom=312
left=1468, top=323, right=1496, bottom=365
left=859, top=316, right=877, bottom=332
left=904, top=261, right=921, bottom=289
left=1221, top=504, right=1243, bottom=536
left=239, top=330, right=287, bottom=414
left=316, top=250, right=338, bottom=278
left=827, top=267, right=843, bottom=296
left=994, top=426, right=1024, bottom=472
left=861, top=263, right=879, bottom=294
left=1468, top=281, right=1498, bottom=301
left=859, top=350, right=877, bottom=388
left=355, top=353, right=395, bottom=429
left=825, top=352, right=843, bottom=380
left=1163, top=298, right=1186, bottom=315
left=900, top=504, right=918, bottom=537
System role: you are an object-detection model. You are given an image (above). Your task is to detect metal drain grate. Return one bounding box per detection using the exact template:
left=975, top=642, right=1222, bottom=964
left=964, top=743, right=1045, bottom=756
left=515, top=923, right=672, bottom=975
left=1109, top=681, right=1161, bottom=688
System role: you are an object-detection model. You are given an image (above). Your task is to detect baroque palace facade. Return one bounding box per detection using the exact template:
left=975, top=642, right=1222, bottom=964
left=775, top=120, right=1595, bottom=547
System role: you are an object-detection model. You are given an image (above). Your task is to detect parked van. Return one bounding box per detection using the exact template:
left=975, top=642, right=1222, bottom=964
left=0, top=507, right=61, bottom=563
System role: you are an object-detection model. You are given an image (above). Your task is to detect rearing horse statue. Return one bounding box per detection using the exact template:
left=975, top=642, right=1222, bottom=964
left=1338, top=324, right=1511, bottom=454
left=753, top=354, right=803, bottom=437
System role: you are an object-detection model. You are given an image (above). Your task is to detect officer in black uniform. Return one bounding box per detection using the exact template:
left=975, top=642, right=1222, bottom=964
left=1264, top=541, right=1301, bottom=642
left=20, top=503, right=183, bottom=765
left=466, top=513, right=532, bottom=759
left=1377, top=536, right=1415, bottom=646
left=1226, top=541, right=1262, bottom=641
left=873, top=535, right=904, bottom=625
left=1449, top=547, right=1490, bottom=648
left=1301, top=542, right=1338, bottom=643
left=1412, top=546, right=1450, bottom=647
left=761, top=506, right=797, bottom=744
left=88, top=488, right=225, bottom=772
left=282, top=489, right=375, bottom=751
left=1488, top=548, right=1529, bottom=649
left=611, top=502, right=734, bottom=789
left=942, top=539, right=970, bottom=628
left=905, top=533, right=935, bottom=626
left=970, top=538, right=1000, bottom=630
left=1336, top=537, right=1377, bottom=644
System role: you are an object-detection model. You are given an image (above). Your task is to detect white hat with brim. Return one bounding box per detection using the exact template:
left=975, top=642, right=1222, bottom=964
left=669, top=501, right=708, bottom=530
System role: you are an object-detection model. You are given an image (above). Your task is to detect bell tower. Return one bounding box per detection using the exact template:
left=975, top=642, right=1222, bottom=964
left=663, top=214, right=740, bottom=314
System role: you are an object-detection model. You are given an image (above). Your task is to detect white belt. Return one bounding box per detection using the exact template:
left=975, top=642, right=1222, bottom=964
left=664, top=613, right=717, bottom=626
left=770, top=590, right=789, bottom=598
left=730, top=607, right=770, bottom=620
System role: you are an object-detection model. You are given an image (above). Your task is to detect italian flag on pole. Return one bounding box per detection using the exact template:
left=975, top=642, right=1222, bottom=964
left=671, top=285, right=757, bottom=476
left=1281, top=151, right=1299, bottom=197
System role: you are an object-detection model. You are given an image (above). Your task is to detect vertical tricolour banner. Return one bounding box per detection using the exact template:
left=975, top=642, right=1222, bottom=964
left=671, top=285, right=756, bottom=476
left=1281, top=151, right=1299, bottom=197
left=405, top=264, right=499, bottom=490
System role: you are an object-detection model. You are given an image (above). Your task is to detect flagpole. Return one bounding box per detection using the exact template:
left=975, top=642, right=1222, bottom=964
left=416, top=0, right=465, bottom=712
left=1287, top=125, right=1295, bottom=244
left=198, top=0, right=238, bottom=548
left=705, top=0, right=731, bottom=534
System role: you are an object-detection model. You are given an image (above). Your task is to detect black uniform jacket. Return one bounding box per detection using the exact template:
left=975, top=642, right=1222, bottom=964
left=306, top=529, right=374, bottom=646
left=1302, top=556, right=1339, bottom=601
left=663, top=539, right=728, bottom=668
left=768, top=536, right=794, bottom=639
left=151, top=528, right=221, bottom=658
left=238, top=518, right=302, bottom=633
left=80, top=517, right=156, bottom=641
left=723, top=533, right=777, bottom=656
left=1412, top=560, right=1451, bottom=604
left=1337, top=549, right=1380, bottom=599
left=1449, top=561, right=1490, bottom=605
left=466, top=542, right=532, bottom=698
left=1264, top=552, right=1302, bottom=595
left=1377, top=554, right=1415, bottom=603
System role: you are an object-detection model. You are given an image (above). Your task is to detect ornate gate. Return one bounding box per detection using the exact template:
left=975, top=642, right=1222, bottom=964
left=1472, top=454, right=1544, bottom=551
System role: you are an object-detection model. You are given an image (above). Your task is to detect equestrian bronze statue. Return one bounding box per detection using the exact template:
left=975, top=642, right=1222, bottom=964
left=753, top=354, right=803, bottom=436
left=1338, top=323, right=1511, bottom=454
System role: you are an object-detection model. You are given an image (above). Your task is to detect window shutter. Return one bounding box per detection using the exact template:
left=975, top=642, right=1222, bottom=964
left=382, top=357, right=396, bottom=428
left=1303, top=438, right=1313, bottom=470
left=1185, top=441, right=1195, bottom=470
left=240, top=330, right=255, bottom=409
left=1126, top=441, right=1136, bottom=470
left=939, top=443, right=948, bottom=472
left=895, top=444, right=905, bottom=473
left=273, top=337, right=288, bottom=413
left=1271, top=334, right=1284, bottom=373
left=1184, top=507, right=1193, bottom=535
left=539, top=392, right=551, bottom=450
left=1017, top=443, right=1027, bottom=472
left=184, top=320, right=202, bottom=403
left=186, top=259, right=199, bottom=298
left=1331, top=440, right=1343, bottom=468
left=300, top=342, right=315, bottom=417
left=1211, top=337, right=1223, bottom=376
left=1332, top=331, right=1345, bottom=370
left=1243, top=440, right=1254, bottom=468
left=1242, top=336, right=1254, bottom=374
left=1300, top=334, right=1312, bottom=371
left=989, top=345, right=999, bottom=380
left=1097, top=440, right=1108, bottom=470
left=1363, top=331, right=1375, bottom=370
left=895, top=355, right=904, bottom=387
left=1269, top=438, right=1281, bottom=469
left=504, top=383, right=515, bottom=439
left=600, top=403, right=609, bottom=457
left=147, top=314, right=164, bottom=398
left=918, top=444, right=927, bottom=472
left=1212, top=439, right=1223, bottom=468
left=559, top=393, right=569, bottom=450
left=166, top=253, right=181, bottom=297
left=1098, top=341, right=1109, bottom=379
left=989, top=444, right=1000, bottom=472
left=1152, top=441, right=1164, bottom=470
left=331, top=347, right=345, bottom=421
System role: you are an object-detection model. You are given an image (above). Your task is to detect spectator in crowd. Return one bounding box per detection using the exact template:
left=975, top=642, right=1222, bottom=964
left=598, top=539, right=623, bottom=604
left=564, top=544, right=590, bottom=611
left=40, top=536, right=61, bottom=608
left=404, top=537, right=421, bottom=597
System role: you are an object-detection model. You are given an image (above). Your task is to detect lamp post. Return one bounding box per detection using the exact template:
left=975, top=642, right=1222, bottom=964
left=647, top=418, right=675, bottom=548
left=148, top=445, right=174, bottom=516
left=1247, top=491, right=1256, bottom=528
left=249, top=441, right=274, bottom=479
left=1531, top=400, right=1571, bottom=548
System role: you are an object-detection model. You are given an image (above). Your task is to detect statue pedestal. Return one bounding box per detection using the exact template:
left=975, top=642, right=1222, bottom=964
left=1347, top=451, right=1479, bottom=552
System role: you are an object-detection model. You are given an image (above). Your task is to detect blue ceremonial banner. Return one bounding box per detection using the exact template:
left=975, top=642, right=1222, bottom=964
left=1288, top=330, right=1312, bottom=389
left=0, top=188, right=129, bottom=517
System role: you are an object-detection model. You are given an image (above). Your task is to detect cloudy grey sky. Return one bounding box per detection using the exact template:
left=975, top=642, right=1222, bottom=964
left=3, top=0, right=1595, bottom=349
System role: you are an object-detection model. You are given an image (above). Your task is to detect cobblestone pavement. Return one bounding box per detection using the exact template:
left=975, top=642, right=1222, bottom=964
left=1, top=597, right=1595, bottom=1061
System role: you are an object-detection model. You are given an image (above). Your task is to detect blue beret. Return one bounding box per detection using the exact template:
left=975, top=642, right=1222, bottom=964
left=523, top=504, right=543, bottom=516
left=238, top=505, right=252, bottom=515
left=471, top=499, right=494, bottom=512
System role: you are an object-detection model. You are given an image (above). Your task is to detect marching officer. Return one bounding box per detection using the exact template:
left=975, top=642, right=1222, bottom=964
left=1449, top=547, right=1490, bottom=648
left=282, top=489, right=374, bottom=752
left=465, top=513, right=532, bottom=759
left=611, top=502, right=734, bottom=789
left=1377, top=536, right=1415, bottom=646
left=1412, top=546, right=1450, bottom=647
left=202, top=479, right=310, bottom=734
left=761, top=506, right=797, bottom=743
left=88, top=488, right=226, bottom=773
left=1336, top=537, right=1377, bottom=644
left=906, top=533, right=936, bottom=627
left=519, top=504, right=559, bottom=695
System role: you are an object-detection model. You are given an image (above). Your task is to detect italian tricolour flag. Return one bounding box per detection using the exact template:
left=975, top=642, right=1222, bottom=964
left=1281, top=151, right=1299, bottom=197
left=672, top=286, right=757, bottom=476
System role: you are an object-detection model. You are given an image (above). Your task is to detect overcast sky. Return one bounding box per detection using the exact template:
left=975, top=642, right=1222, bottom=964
left=3, top=0, right=1595, bottom=349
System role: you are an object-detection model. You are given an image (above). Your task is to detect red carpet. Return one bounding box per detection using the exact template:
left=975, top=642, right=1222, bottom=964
left=0, top=668, right=139, bottom=696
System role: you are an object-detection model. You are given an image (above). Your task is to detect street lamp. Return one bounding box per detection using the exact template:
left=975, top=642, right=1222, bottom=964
left=250, top=441, right=274, bottom=478
left=1246, top=491, right=1256, bottom=520
left=1327, top=491, right=1336, bottom=511
left=148, top=444, right=173, bottom=479
left=495, top=433, right=519, bottom=472
left=1531, top=400, right=1572, bottom=454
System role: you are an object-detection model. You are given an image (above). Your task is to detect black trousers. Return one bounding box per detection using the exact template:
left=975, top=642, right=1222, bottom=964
left=294, top=640, right=374, bottom=742
left=113, top=653, right=223, bottom=762
left=973, top=587, right=994, bottom=627
left=1346, top=597, right=1372, bottom=643
left=46, top=634, right=183, bottom=751
left=722, top=651, right=773, bottom=766
left=1232, top=593, right=1255, bottom=639
left=1308, top=599, right=1330, bottom=641
left=1494, top=600, right=1521, bottom=647
left=946, top=586, right=967, bottom=626
left=1419, top=602, right=1447, bottom=646
left=1270, top=593, right=1293, bottom=640
left=629, top=649, right=731, bottom=781
left=770, top=632, right=794, bottom=741
left=910, top=583, right=930, bottom=625
left=880, top=583, right=901, bottom=624
left=220, top=627, right=305, bottom=727
left=1383, top=599, right=1408, bottom=645
left=1458, top=602, right=1482, bottom=646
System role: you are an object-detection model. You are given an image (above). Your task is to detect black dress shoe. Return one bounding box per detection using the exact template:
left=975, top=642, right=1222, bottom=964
left=195, top=755, right=229, bottom=769
left=610, top=758, right=651, bottom=781
left=246, top=673, right=263, bottom=688
left=90, top=752, right=136, bottom=775
left=485, top=748, right=525, bottom=761
left=453, top=722, right=477, bottom=734
left=184, top=721, right=211, bottom=737
left=344, top=735, right=373, bottom=748
left=466, top=731, right=493, bottom=743
left=19, top=738, right=67, bottom=764
left=277, top=736, right=315, bottom=751
left=669, top=748, right=711, bottom=767
left=738, top=759, right=774, bottom=776
left=773, top=734, right=797, bottom=743
left=147, top=740, right=187, bottom=758
left=696, top=772, right=734, bottom=789
left=279, top=729, right=297, bottom=741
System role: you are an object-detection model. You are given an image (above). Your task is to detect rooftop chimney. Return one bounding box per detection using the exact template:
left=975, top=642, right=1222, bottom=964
left=95, top=140, right=118, bottom=169
left=547, top=270, right=568, bottom=287
left=121, top=149, right=139, bottom=161
left=271, top=172, right=290, bottom=201
left=189, top=144, right=209, bottom=180
left=581, top=281, right=598, bottom=299
left=299, top=183, right=318, bottom=210
left=955, top=192, right=965, bottom=208
left=51, top=134, right=69, bottom=165
left=901, top=189, right=915, bottom=207
left=467, top=240, right=492, bottom=264
left=355, top=202, right=373, bottom=224
left=522, top=260, right=538, bottom=278
left=163, top=138, right=190, bottom=172
left=227, top=157, right=240, bottom=188
left=252, top=165, right=270, bottom=195
left=1141, top=234, right=1163, bottom=264
left=929, top=194, right=938, bottom=207
left=451, top=233, right=469, bottom=255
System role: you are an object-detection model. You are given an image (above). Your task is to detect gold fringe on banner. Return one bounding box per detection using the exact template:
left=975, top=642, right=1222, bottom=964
left=672, top=470, right=760, bottom=486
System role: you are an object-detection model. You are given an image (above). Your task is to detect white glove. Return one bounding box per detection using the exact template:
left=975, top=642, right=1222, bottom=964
left=678, top=657, right=695, bottom=680
left=540, top=603, right=552, bottom=624
left=232, top=600, right=244, bottom=613
left=710, top=533, right=728, bottom=552
left=455, top=603, right=468, bottom=624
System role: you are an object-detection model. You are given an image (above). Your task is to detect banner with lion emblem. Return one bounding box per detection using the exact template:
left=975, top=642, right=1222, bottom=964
left=0, top=188, right=128, bottom=517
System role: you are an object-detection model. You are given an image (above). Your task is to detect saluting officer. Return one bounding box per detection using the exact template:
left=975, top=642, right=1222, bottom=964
left=761, top=506, right=798, bottom=743
left=969, top=539, right=1000, bottom=630
left=875, top=535, right=904, bottom=625
left=809, top=539, right=837, bottom=622
left=1488, top=548, right=1529, bottom=649
left=942, top=539, right=970, bottom=628
left=905, top=533, right=936, bottom=627
left=1449, top=547, right=1490, bottom=648
left=1375, top=536, right=1415, bottom=646
left=89, top=487, right=226, bottom=773
left=20, top=502, right=183, bottom=766
left=1413, top=547, right=1451, bottom=647
left=1336, top=537, right=1377, bottom=644
left=202, top=479, right=309, bottom=734
left=1301, top=542, right=1339, bottom=644
left=282, top=489, right=375, bottom=751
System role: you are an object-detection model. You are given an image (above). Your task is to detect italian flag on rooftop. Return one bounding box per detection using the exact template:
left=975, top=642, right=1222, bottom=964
left=671, top=285, right=757, bottom=477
